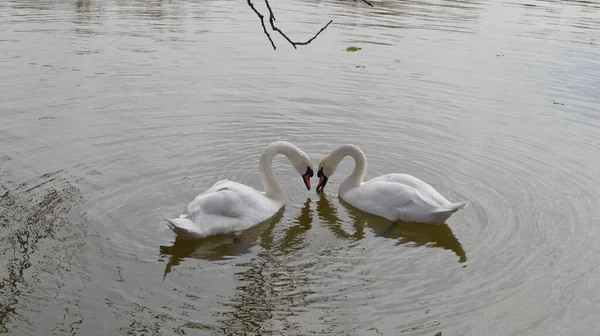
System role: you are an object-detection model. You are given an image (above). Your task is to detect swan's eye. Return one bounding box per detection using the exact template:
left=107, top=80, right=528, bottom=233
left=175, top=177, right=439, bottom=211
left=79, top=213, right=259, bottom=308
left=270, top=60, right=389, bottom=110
left=317, top=167, right=323, bottom=178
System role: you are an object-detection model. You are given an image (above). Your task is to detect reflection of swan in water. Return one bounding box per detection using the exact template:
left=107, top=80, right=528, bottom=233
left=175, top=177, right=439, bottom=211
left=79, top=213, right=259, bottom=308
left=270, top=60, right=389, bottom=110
left=316, top=192, right=365, bottom=241
left=316, top=193, right=466, bottom=262
left=159, top=209, right=285, bottom=278
left=159, top=198, right=317, bottom=278
left=274, top=198, right=314, bottom=254
left=214, top=198, right=317, bottom=334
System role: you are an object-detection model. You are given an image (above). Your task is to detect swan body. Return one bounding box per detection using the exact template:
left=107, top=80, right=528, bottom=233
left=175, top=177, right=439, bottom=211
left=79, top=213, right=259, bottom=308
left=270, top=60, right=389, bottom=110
left=315, top=144, right=467, bottom=224
left=167, top=141, right=314, bottom=239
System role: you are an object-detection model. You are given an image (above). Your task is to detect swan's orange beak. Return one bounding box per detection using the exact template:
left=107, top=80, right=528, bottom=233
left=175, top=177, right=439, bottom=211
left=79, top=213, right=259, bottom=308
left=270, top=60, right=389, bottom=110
left=303, top=174, right=311, bottom=190
left=315, top=167, right=328, bottom=193
left=302, top=166, right=313, bottom=190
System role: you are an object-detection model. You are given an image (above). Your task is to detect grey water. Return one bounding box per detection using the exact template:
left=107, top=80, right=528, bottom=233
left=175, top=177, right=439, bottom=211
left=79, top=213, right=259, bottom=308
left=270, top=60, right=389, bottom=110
left=1, top=0, right=599, bottom=335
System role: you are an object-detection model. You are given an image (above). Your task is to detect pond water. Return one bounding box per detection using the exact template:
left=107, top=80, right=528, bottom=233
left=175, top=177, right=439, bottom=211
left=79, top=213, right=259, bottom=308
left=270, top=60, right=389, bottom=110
left=1, top=0, right=599, bottom=335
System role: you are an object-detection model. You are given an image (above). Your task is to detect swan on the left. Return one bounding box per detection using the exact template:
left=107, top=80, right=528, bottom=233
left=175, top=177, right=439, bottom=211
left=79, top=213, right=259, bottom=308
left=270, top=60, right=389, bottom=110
left=166, top=141, right=314, bottom=240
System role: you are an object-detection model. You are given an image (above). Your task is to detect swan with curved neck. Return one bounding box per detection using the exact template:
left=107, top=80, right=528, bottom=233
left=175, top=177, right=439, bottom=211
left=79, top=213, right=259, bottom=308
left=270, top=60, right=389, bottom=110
left=315, top=144, right=467, bottom=224
left=167, top=141, right=314, bottom=239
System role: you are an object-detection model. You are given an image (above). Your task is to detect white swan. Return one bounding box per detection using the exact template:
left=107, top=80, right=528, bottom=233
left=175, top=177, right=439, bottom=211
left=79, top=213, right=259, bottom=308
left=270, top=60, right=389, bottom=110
left=166, top=141, right=314, bottom=240
left=315, top=144, right=467, bottom=224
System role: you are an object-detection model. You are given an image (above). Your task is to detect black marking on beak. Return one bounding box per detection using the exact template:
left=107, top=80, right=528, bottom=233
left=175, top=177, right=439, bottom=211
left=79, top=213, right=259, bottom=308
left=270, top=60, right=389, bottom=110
left=316, top=167, right=328, bottom=193
left=302, top=166, right=313, bottom=190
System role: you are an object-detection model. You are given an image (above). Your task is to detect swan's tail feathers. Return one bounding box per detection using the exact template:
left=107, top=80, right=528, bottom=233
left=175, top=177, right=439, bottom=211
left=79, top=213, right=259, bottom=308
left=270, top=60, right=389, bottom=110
left=432, top=202, right=468, bottom=222
left=165, top=217, right=203, bottom=239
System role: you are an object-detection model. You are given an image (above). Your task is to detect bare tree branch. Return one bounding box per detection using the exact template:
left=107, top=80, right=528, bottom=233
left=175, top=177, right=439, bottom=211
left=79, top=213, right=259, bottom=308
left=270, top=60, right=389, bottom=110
left=247, top=0, right=276, bottom=50
left=293, top=20, right=333, bottom=46
left=263, top=0, right=276, bottom=22
left=361, top=0, right=374, bottom=7
left=247, top=0, right=334, bottom=50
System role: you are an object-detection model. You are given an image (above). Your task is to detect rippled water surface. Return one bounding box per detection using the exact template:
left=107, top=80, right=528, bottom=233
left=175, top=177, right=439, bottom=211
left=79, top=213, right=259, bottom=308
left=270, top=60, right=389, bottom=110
left=1, top=0, right=599, bottom=334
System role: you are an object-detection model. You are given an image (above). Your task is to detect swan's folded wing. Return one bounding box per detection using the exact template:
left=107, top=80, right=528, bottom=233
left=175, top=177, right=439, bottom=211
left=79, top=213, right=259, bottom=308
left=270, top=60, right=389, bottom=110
left=369, top=173, right=450, bottom=207
left=210, top=179, right=232, bottom=188
left=186, top=182, right=253, bottom=218
left=345, top=181, right=416, bottom=218
left=182, top=181, right=277, bottom=235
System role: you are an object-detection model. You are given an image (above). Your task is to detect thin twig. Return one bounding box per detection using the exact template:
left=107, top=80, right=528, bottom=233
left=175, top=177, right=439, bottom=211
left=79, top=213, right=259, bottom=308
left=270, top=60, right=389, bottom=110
left=361, top=0, right=374, bottom=7
left=293, top=20, right=333, bottom=46
left=266, top=4, right=297, bottom=48
left=263, top=0, right=276, bottom=21
left=247, top=0, right=334, bottom=50
left=264, top=0, right=332, bottom=49
left=247, top=0, right=277, bottom=50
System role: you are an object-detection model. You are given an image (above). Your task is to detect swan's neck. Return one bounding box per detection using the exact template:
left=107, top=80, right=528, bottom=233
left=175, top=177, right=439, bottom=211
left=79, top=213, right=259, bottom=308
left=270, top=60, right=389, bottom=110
left=258, top=142, right=302, bottom=201
left=330, top=145, right=367, bottom=195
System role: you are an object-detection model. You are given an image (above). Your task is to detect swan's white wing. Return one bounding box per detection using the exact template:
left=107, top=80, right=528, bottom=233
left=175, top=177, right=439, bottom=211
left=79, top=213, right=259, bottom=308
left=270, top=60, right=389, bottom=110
left=181, top=180, right=281, bottom=236
left=343, top=180, right=422, bottom=221
left=185, top=180, right=253, bottom=214
left=367, top=173, right=450, bottom=207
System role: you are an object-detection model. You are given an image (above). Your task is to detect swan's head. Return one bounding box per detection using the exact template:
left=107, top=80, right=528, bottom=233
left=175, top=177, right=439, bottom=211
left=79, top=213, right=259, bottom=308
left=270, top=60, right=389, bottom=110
left=290, top=151, right=314, bottom=191
left=315, top=144, right=364, bottom=193
left=264, top=141, right=314, bottom=190
left=315, top=155, right=338, bottom=193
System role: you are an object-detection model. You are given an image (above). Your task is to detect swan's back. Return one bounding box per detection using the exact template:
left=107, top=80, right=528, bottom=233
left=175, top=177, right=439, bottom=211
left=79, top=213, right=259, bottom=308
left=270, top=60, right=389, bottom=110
left=172, top=180, right=282, bottom=238
left=368, top=173, right=451, bottom=207
left=343, top=174, right=466, bottom=224
left=343, top=180, right=425, bottom=222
